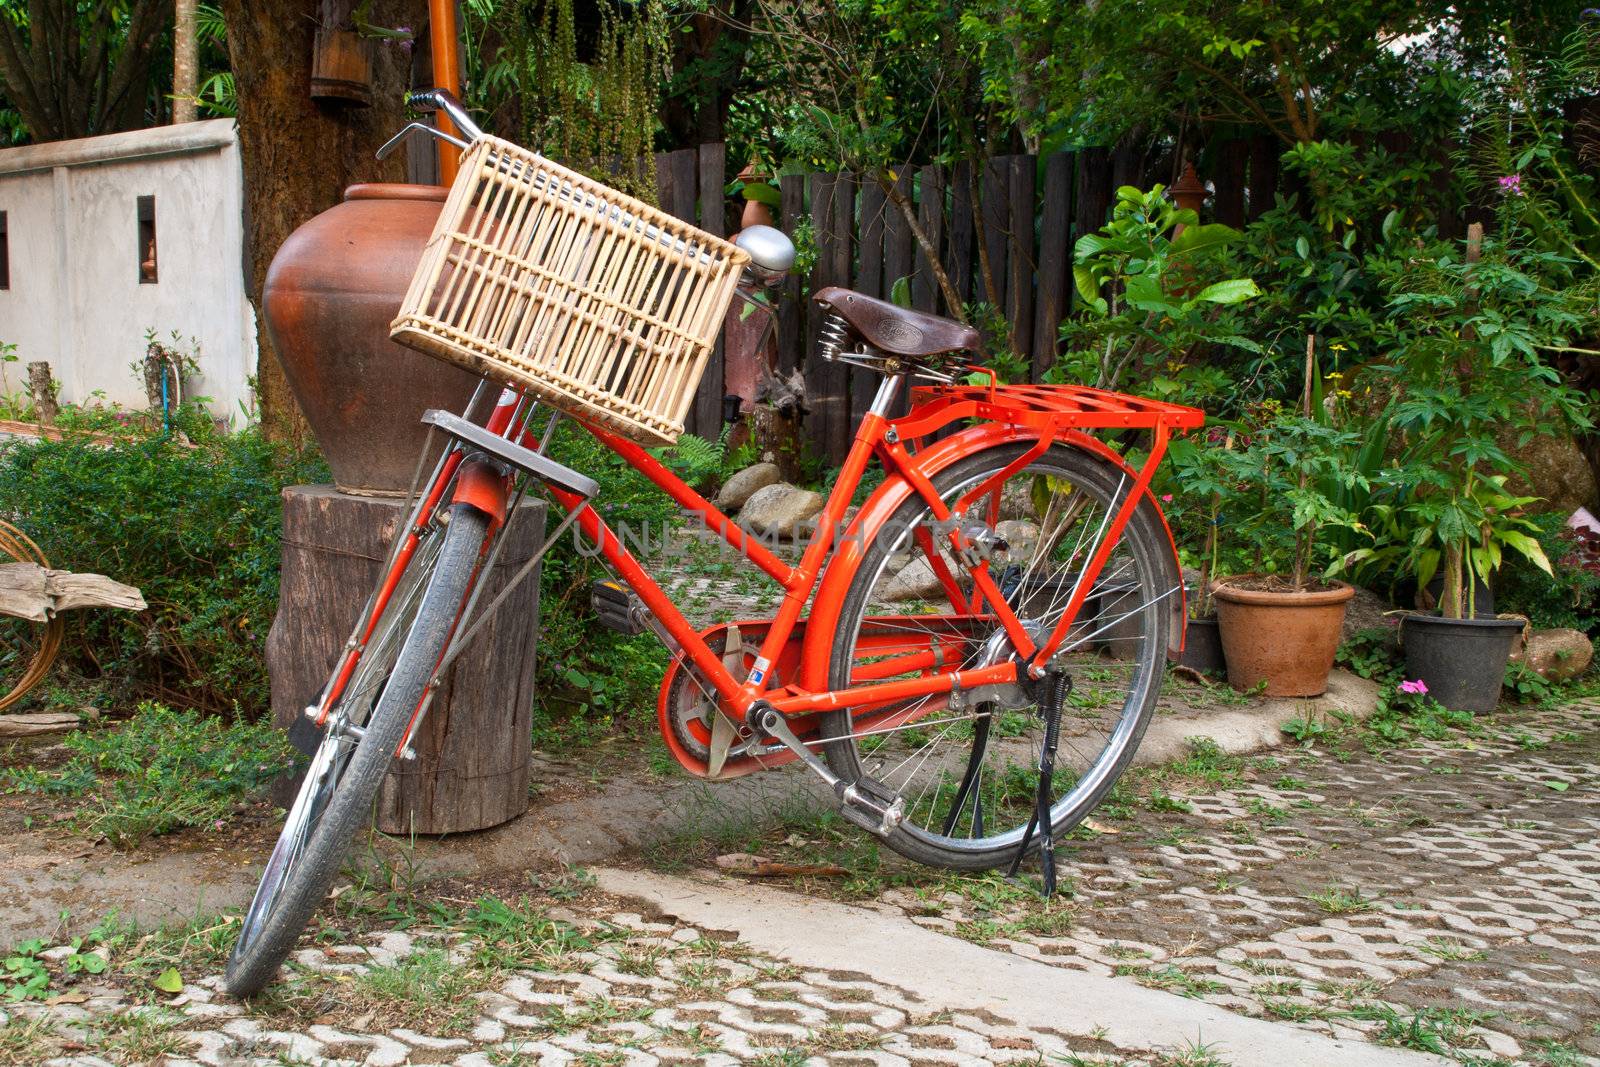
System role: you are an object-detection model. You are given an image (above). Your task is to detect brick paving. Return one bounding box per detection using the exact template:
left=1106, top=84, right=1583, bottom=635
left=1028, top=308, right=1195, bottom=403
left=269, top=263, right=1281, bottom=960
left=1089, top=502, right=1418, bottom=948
left=873, top=700, right=1600, bottom=1065
left=1, top=904, right=1152, bottom=1066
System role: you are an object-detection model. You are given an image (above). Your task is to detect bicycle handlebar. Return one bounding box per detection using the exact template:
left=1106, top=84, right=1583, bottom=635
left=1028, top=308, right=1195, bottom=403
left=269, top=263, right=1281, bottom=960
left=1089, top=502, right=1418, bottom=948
left=406, top=88, right=484, bottom=143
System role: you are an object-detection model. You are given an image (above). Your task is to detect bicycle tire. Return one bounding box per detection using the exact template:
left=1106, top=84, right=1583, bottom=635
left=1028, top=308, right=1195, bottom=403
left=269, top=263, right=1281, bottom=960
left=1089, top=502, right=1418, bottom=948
left=820, top=441, right=1174, bottom=871
left=224, top=504, right=490, bottom=996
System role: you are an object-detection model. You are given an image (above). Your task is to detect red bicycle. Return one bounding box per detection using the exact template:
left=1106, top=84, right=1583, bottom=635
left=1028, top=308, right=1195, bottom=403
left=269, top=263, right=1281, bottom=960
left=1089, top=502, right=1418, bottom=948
left=224, top=91, right=1203, bottom=995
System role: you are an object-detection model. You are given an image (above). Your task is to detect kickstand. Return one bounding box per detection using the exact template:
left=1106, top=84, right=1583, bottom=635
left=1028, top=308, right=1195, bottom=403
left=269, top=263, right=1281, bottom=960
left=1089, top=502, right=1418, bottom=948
left=1006, top=669, right=1071, bottom=898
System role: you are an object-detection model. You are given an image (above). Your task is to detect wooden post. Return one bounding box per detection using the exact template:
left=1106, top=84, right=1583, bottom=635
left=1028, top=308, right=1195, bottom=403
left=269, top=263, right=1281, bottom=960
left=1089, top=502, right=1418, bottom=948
left=1031, top=152, right=1073, bottom=381
left=268, top=487, right=545, bottom=834
left=696, top=143, right=727, bottom=438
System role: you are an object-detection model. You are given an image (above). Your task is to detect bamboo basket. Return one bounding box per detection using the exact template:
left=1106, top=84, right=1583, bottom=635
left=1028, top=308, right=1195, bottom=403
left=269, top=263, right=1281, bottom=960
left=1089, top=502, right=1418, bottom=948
left=392, top=137, right=749, bottom=447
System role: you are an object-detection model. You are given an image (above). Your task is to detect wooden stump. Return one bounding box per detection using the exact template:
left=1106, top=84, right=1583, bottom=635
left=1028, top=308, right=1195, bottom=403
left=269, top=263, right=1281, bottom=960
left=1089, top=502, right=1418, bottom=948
left=267, top=485, right=545, bottom=834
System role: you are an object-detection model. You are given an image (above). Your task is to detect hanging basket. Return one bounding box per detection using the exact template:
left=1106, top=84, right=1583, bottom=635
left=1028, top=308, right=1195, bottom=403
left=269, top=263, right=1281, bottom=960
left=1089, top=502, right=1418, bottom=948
left=391, top=137, right=749, bottom=447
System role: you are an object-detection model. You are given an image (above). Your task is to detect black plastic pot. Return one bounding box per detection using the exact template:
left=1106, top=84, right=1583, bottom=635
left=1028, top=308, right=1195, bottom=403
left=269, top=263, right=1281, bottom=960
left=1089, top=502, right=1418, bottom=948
left=1092, top=583, right=1144, bottom=655
left=1400, top=613, right=1523, bottom=712
left=1178, top=616, right=1225, bottom=674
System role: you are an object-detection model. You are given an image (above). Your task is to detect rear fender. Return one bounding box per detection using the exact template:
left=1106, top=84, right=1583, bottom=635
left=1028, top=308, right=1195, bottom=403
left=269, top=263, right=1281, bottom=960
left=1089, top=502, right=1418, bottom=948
left=798, top=425, right=1184, bottom=691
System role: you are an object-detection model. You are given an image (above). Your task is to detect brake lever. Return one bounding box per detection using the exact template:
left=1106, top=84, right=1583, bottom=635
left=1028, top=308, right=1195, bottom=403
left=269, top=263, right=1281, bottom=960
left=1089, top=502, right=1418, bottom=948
left=404, top=88, right=484, bottom=141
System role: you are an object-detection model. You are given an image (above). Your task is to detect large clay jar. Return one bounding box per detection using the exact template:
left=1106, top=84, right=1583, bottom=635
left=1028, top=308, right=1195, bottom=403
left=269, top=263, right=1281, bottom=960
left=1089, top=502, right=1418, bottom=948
left=263, top=184, right=480, bottom=495
left=1212, top=578, right=1355, bottom=697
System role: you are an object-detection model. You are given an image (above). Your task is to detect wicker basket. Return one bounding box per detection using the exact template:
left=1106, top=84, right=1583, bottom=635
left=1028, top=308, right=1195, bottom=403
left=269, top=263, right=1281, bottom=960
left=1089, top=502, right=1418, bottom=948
left=392, top=137, right=749, bottom=447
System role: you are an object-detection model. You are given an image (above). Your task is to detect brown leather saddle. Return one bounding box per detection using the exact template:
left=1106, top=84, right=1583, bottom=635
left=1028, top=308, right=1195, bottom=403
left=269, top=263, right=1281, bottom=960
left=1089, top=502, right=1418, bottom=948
left=813, top=286, right=981, bottom=359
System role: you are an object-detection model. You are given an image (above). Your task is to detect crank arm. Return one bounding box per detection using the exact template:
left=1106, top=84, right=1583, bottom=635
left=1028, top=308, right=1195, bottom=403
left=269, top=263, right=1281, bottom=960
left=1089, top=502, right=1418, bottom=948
left=750, top=704, right=904, bottom=837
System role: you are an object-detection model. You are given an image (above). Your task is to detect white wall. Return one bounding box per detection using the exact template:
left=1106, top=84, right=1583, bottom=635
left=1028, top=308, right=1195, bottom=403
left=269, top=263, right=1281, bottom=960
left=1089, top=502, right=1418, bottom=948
left=0, top=120, right=256, bottom=423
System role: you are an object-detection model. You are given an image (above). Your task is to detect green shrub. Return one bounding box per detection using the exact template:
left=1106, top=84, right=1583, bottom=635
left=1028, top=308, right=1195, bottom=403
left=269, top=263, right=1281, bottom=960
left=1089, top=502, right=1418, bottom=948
left=532, top=422, right=676, bottom=745
left=1498, top=512, right=1600, bottom=635
left=0, top=702, right=296, bottom=847
left=0, top=427, right=325, bottom=715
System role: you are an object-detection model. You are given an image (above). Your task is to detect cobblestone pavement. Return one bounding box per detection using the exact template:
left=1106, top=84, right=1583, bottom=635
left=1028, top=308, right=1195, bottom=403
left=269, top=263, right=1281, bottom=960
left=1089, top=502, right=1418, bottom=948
left=0, top=901, right=1198, bottom=1066
left=870, top=700, right=1600, bottom=1066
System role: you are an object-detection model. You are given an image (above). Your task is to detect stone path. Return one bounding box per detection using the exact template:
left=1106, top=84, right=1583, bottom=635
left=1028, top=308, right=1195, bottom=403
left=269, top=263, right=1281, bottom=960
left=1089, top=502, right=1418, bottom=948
left=1, top=901, right=1215, bottom=1066
left=856, top=700, right=1600, bottom=1065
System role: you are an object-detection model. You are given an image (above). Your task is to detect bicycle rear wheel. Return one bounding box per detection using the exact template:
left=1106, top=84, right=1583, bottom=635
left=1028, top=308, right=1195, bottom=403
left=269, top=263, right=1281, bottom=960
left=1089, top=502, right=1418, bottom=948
left=224, top=503, right=491, bottom=996
left=821, top=441, right=1176, bottom=871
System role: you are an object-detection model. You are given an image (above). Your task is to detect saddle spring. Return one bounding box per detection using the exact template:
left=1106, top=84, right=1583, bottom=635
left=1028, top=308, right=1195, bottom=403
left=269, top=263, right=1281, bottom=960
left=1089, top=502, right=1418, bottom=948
left=818, top=312, right=851, bottom=363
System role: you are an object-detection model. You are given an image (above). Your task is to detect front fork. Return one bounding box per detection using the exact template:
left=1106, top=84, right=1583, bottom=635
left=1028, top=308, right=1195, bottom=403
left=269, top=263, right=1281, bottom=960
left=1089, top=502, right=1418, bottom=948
left=307, top=387, right=526, bottom=755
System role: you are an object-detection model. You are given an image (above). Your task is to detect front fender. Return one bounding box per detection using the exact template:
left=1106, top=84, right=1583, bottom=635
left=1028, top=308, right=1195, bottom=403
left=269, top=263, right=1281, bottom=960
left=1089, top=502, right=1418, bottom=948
left=798, top=425, right=1185, bottom=691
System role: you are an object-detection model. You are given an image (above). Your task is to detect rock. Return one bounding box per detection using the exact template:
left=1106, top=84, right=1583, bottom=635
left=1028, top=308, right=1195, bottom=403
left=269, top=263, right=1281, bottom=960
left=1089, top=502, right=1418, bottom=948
left=738, top=483, right=825, bottom=540
left=797, top=506, right=858, bottom=542
left=714, top=462, right=781, bottom=512
left=1515, top=627, right=1594, bottom=682
left=1503, top=430, right=1599, bottom=514
left=880, top=551, right=964, bottom=603
left=996, top=519, right=1040, bottom=563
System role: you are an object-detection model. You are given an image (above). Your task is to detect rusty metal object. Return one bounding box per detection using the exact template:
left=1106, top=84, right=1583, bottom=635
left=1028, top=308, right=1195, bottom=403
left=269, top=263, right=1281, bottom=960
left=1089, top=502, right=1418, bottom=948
left=0, top=521, right=63, bottom=713
left=263, top=183, right=480, bottom=495
left=1170, top=161, right=1208, bottom=219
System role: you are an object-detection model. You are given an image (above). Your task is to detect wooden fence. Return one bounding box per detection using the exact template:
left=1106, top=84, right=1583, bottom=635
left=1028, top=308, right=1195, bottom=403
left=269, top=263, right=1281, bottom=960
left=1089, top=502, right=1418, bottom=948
left=651, top=140, right=1298, bottom=463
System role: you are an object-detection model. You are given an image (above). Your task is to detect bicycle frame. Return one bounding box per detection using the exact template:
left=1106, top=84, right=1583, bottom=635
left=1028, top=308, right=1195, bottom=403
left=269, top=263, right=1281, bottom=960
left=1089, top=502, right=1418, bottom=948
left=310, top=368, right=1203, bottom=775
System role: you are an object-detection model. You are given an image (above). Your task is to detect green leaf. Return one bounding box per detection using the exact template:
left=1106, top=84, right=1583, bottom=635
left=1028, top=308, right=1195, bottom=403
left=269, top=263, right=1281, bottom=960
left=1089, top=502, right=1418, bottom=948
left=889, top=276, right=912, bottom=308
left=1170, top=222, right=1240, bottom=256
left=740, top=180, right=781, bottom=207
left=1295, top=236, right=1311, bottom=259
left=153, top=967, right=183, bottom=994
left=1072, top=264, right=1102, bottom=309
left=1498, top=530, right=1553, bottom=574
left=1546, top=780, right=1570, bottom=792
left=1381, top=209, right=1400, bottom=242
left=1193, top=279, right=1261, bottom=305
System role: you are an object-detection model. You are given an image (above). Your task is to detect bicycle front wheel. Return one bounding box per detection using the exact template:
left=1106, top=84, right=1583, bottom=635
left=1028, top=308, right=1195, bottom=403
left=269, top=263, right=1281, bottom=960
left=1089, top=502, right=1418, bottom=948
left=821, top=441, right=1176, bottom=871
left=224, top=503, right=491, bottom=996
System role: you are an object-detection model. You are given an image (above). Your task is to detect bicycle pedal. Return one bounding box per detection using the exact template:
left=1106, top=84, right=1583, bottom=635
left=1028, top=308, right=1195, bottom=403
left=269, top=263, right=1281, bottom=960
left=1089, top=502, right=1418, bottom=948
left=837, top=776, right=905, bottom=838
left=591, top=580, right=649, bottom=635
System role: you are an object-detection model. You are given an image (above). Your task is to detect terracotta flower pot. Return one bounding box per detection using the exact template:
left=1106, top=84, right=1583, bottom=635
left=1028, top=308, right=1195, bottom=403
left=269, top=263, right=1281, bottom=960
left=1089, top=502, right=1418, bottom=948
left=1212, top=578, right=1354, bottom=697
left=263, top=184, right=480, bottom=495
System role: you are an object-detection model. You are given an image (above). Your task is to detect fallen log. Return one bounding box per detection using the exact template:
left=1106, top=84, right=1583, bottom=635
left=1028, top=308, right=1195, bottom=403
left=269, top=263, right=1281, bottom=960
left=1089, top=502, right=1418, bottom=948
left=0, top=712, right=81, bottom=738
left=0, top=563, right=146, bottom=623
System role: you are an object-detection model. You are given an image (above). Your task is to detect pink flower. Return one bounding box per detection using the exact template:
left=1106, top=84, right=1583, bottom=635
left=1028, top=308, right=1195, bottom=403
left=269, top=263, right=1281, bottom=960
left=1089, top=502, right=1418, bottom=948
left=1160, top=494, right=1173, bottom=503
left=1498, top=174, right=1523, bottom=196
left=1399, top=678, right=1428, bottom=695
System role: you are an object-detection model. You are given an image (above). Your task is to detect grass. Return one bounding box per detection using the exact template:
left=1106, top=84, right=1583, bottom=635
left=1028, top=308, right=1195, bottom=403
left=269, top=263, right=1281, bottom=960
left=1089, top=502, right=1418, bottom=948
left=1154, top=1037, right=1234, bottom=1066
left=1412, top=937, right=1487, bottom=963
left=1303, top=883, right=1376, bottom=915
left=0, top=702, right=296, bottom=847
left=1111, top=962, right=1225, bottom=999
left=0, top=1016, right=61, bottom=1066
left=88, top=1009, right=188, bottom=1064
left=1343, top=1002, right=1497, bottom=1057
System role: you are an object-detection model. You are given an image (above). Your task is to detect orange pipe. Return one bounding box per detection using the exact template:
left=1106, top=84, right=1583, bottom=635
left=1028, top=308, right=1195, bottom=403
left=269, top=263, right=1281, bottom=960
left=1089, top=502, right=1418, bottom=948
left=428, top=0, right=462, bottom=185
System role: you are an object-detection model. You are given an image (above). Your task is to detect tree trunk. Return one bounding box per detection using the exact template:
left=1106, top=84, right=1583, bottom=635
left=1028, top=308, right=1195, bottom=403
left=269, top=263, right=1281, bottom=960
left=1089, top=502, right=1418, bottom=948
left=173, top=0, right=200, bottom=123
left=220, top=0, right=428, bottom=443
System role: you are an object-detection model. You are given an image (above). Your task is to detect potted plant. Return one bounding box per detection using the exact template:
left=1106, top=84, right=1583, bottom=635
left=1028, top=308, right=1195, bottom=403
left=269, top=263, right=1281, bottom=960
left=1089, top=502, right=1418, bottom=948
left=1395, top=476, right=1549, bottom=710
left=1165, top=425, right=1237, bottom=674
left=1371, top=228, right=1592, bottom=711
left=1210, top=405, right=1364, bottom=696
